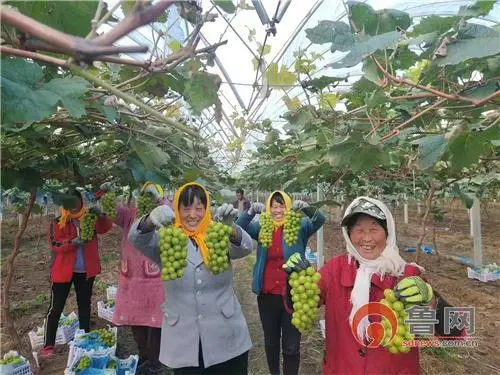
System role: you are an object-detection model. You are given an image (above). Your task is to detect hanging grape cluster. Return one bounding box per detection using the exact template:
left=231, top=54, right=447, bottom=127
left=138, top=193, right=157, bottom=217
left=80, top=212, right=98, bottom=241
left=101, top=191, right=116, bottom=219
left=285, top=253, right=321, bottom=333
left=379, top=288, right=415, bottom=354
left=259, top=212, right=273, bottom=248
left=206, top=222, right=233, bottom=275
left=284, top=210, right=302, bottom=246
left=159, top=226, right=188, bottom=281
left=74, top=356, right=91, bottom=372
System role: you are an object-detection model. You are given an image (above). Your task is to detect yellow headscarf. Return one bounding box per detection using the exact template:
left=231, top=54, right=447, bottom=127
left=266, top=190, right=292, bottom=229
left=58, top=193, right=87, bottom=228
left=140, top=181, right=164, bottom=198
left=173, top=182, right=212, bottom=266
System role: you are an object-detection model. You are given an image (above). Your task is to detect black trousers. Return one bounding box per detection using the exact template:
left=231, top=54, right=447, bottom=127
left=257, top=294, right=301, bottom=375
left=44, top=273, right=95, bottom=346
left=173, top=341, right=248, bottom=375
left=131, top=325, right=162, bottom=365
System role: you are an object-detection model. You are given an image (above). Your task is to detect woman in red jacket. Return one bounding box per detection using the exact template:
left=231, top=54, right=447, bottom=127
left=40, top=190, right=113, bottom=358
left=319, top=197, right=464, bottom=374
left=291, top=197, right=463, bottom=374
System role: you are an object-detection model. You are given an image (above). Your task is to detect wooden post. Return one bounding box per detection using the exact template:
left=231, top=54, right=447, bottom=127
left=316, top=184, right=324, bottom=268
left=256, top=190, right=260, bottom=203
left=18, top=213, right=23, bottom=229
left=336, top=206, right=342, bottom=222
left=404, top=194, right=408, bottom=224
left=417, top=203, right=421, bottom=214
left=471, top=198, right=482, bottom=267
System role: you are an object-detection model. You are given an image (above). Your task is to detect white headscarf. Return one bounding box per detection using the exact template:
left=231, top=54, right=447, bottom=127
left=342, top=196, right=423, bottom=343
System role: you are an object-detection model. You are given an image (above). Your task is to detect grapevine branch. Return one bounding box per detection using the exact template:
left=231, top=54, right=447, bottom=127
left=1, top=190, right=39, bottom=372
left=372, top=57, right=500, bottom=106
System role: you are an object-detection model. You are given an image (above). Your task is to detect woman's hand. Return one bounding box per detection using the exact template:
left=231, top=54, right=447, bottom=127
left=248, top=202, right=265, bottom=216
left=292, top=200, right=309, bottom=210
left=148, top=205, right=173, bottom=228
left=214, top=203, right=238, bottom=225
left=394, top=276, right=434, bottom=305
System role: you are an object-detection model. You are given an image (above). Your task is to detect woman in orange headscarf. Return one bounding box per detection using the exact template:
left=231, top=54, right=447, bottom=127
left=40, top=190, right=112, bottom=359
left=128, top=182, right=254, bottom=374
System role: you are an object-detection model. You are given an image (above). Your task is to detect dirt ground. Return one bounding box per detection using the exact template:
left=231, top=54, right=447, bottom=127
left=1, top=201, right=499, bottom=374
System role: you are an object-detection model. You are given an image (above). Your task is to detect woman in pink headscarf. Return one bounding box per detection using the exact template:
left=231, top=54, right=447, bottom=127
left=98, top=182, right=169, bottom=374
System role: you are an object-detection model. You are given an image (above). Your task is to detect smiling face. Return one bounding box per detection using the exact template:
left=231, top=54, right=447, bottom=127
left=348, top=215, right=388, bottom=260
left=270, top=199, right=286, bottom=221
left=179, top=196, right=206, bottom=231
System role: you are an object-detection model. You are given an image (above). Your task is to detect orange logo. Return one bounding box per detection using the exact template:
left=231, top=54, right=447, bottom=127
left=351, top=302, right=398, bottom=348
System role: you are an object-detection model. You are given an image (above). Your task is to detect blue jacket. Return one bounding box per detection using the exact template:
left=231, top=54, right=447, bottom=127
left=236, top=208, right=326, bottom=295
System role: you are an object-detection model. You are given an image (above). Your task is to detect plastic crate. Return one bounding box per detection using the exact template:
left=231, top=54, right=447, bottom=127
left=0, top=362, right=33, bottom=375
left=65, top=354, right=137, bottom=375
left=467, top=267, right=500, bottom=282
left=97, top=301, right=115, bottom=323
left=28, top=312, right=79, bottom=350
left=67, top=327, right=118, bottom=369
left=106, top=286, right=117, bottom=301
left=0, top=352, right=33, bottom=375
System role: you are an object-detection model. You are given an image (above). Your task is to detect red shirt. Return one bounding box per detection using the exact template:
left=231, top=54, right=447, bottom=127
left=319, top=254, right=422, bottom=375
left=262, top=228, right=287, bottom=295
left=48, top=216, right=113, bottom=283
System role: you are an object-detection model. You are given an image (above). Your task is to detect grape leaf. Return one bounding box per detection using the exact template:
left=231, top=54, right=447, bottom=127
left=302, top=76, right=346, bottom=93
left=183, top=73, right=219, bottom=114
left=1, top=58, right=89, bottom=124
left=410, top=16, right=457, bottom=36
left=319, top=93, right=337, bottom=109
left=412, top=135, right=448, bottom=170
left=458, top=23, right=499, bottom=39
left=458, top=1, right=496, bottom=17
left=131, top=140, right=171, bottom=169
left=436, top=37, right=500, bottom=66
left=266, top=63, right=297, bottom=87
left=169, top=39, right=183, bottom=53
left=327, top=135, right=390, bottom=173
left=8, top=0, right=99, bottom=37
left=214, top=0, right=236, bottom=13
left=349, top=3, right=411, bottom=36
left=447, top=126, right=499, bottom=172
left=328, top=31, right=402, bottom=68
left=43, top=77, right=90, bottom=118
left=305, top=21, right=355, bottom=52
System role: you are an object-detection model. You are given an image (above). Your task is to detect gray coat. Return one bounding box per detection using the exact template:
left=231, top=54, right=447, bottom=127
left=127, top=209, right=253, bottom=369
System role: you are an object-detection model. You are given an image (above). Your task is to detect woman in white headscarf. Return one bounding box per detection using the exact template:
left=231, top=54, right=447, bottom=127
left=314, top=197, right=462, bottom=375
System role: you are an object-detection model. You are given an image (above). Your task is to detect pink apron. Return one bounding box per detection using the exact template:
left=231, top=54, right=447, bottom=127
left=112, top=204, right=164, bottom=327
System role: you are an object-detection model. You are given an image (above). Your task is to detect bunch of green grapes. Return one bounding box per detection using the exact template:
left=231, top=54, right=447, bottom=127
left=93, top=327, right=116, bottom=347
left=206, top=222, right=233, bottom=275
left=137, top=193, right=157, bottom=217
left=62, top=317, right=77, bottom=327
left=379, top=289, right=415, bottom=354
left=80, top=213, right=98, bottom=241
left=0, top=352, right=24, bottom=366
left=284, top=210, right=302, bottom=246
left=107, top=360, right=117, bottom=369
left=159, top=226, right=188, bottom=281
left=289, top=265, right=322, bottom=333
left=101, top=191, right=116, bottom=219
left=104, top=300, right=115, bottom=309
left=75, top=356, right=91, bottom=372
left=259, top=212, right=273, bottom=248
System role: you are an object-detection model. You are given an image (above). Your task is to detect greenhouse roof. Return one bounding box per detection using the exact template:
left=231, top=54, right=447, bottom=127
left=101, top=0, right=500, bottom=168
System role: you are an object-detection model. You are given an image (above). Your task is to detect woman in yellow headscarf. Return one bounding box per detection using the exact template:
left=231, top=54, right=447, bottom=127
left=127, top=182, right=254, bottom=374
left=236, top=191, right=326, bottom=375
